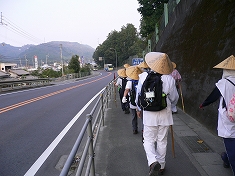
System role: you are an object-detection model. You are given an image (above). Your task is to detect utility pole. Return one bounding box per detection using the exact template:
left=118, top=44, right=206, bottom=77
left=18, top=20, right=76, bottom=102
left=0, top=12, right=7, bottom=26
left=46, top=54, right=49, bottom=65
left=19, top=58, right=22, bottom=67
left=60, top=44, right=64, bottom=76
left=0, top=12, right=3, bottom=25
left=110, top=48, right=117, bottom=70
left=1, top=12, right=7, bottom=46
left=25, top=55, right=27, bottom=69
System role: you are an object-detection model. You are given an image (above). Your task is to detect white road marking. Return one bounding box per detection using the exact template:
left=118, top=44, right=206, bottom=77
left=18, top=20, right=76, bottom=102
left=24, top=87, right=105, bottom=176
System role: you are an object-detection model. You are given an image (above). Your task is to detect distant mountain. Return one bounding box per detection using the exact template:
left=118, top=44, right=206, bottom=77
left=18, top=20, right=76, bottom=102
left=0, top=41, right=95, bottom=66
left=0, top=44, right=33, bottom=61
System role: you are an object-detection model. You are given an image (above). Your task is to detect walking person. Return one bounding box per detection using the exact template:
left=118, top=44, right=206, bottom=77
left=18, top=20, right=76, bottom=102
left=137, top=61, right=151, bottom=141
left=136, top=52, right=179, bottom=176
left=170, top=62, right=182, bottom=114
left=114, top=68, right=130, bottom=114
left=138, top=61, right=151, bottom=73
left=123, top=63, right=130, bottom=68
left=199, top=55, right=235, bottom=175
left=122, top=66, right=143, bottom=134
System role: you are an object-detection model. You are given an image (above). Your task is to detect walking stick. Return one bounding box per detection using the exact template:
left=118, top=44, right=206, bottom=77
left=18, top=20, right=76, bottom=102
left=177, top=80, right=185, bottom=112
left=170, top=125, right=175, bottom=158
left=113, top=73, right=117, bottom=107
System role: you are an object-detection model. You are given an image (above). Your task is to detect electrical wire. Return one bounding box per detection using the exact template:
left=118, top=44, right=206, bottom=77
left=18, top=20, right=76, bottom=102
left=2, top=15, right=44, bottom=44
left=0, top=13, right=86, bottom=63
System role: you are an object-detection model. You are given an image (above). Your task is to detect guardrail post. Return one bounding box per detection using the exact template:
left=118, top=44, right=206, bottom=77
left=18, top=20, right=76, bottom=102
left=108, top=84, right=111, bottom=100
left=106, top=86, right=109, bottom=109
left=86, top=114, right=95, bottom=176
left=101, top=93, right=104, bottom=126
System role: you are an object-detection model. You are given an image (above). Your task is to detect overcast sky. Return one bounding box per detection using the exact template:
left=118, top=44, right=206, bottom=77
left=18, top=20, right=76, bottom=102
left=0, top=0, right=141, bottom=49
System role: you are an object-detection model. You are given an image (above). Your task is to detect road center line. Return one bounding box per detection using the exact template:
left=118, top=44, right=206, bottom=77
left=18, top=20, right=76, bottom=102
left=0, top=72, right=112, bottom=114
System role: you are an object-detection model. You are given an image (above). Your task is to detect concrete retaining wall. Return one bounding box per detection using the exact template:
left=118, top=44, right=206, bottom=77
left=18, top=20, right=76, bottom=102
left=155, top=0, right=235, bottom=134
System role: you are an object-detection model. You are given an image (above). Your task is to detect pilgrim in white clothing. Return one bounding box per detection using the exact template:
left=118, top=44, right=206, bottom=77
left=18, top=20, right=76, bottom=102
left=135, top=52, right=179, bottom=175
left=200, top=55, right=235, bottom=174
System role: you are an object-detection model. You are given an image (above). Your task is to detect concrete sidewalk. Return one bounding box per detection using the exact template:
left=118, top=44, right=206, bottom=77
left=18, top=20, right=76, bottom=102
left=95, top=96, right=233, bottom=176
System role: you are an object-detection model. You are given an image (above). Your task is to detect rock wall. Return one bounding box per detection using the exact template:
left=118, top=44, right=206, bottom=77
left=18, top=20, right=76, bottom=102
left=155, top=0, right=235, bottom=134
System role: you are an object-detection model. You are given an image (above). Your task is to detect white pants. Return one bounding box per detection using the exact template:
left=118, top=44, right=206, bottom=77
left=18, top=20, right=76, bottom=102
left=143, top=125, right=169, bottom=169
left=171, top=105, right=177, bottom=113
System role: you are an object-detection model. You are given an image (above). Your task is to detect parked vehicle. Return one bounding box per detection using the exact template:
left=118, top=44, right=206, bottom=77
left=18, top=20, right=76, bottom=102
left=104, top=64, right=113, bottom=71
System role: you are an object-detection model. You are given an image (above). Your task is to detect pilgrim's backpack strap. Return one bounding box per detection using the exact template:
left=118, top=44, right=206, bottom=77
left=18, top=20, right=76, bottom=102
left=225, top=78, right=235, bottom=87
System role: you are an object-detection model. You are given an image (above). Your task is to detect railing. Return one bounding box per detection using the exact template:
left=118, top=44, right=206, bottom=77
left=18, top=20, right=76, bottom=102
left=0, top=78, right=51, bottom=92
left=0, top=72, right=97, bottom=92
left=59, top=79, right=115, bottom=176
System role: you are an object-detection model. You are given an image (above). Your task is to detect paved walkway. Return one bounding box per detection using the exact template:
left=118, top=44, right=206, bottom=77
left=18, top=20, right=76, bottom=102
left=95, top=95, right=233, bottom=176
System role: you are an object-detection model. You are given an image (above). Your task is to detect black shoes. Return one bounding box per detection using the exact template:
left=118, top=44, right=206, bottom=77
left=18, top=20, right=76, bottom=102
left=159, top=168, right=165, bottom=175
left=221, top=152, right=230, bottom=168
left=133, top=130, right=138, bottom=134
left=124, top=109, right=130, bottom=114
left=149, top=162, right=161, bottom=176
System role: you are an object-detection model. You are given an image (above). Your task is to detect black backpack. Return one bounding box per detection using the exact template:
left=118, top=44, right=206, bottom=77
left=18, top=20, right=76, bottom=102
left=119, top=78, right=129, bottom=103
left=119, top=77, right=127, bottom=96
left=139, top=72, right=167, bottom=111
left=130, top=80, right=138, bottom=106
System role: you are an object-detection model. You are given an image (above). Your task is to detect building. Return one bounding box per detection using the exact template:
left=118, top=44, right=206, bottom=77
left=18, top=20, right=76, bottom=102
left=0, top=71, right=10, bottom=79
left=0, top=63, right=30, bottom=79
left=0, top=63, right=17, bottom=72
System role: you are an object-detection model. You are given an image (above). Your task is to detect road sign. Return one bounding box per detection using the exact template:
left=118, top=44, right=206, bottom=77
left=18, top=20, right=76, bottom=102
left=132, top=58, right=144, bottom=65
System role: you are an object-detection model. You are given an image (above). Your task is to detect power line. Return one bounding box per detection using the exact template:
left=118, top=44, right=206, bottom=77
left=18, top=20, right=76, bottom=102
left=4, top=18, right=43, bottom=43
left=0, top=12, right=44, bottom=44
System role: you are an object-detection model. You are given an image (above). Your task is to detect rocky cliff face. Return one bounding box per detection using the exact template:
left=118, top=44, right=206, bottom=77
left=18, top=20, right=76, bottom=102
left=155, top=0, right=235, bottom=134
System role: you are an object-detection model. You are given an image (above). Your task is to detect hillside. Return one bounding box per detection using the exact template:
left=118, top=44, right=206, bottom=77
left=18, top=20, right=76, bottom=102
left=0, top=41, right=95, bottom=66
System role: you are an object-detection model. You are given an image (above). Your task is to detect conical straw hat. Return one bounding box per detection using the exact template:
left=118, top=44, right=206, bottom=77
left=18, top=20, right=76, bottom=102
left=123, top=63, right=130, bottom=68
left=213, top=55, right=235, bottom=70
left=172, top=62, right=176, bottom=69
left=145, top=52, right=173, bottom=74
left=117, top=68, right=127, bottom=78
left=138, top=61, right=149, bottom=68
left=126, top=65, right=143, bottom=80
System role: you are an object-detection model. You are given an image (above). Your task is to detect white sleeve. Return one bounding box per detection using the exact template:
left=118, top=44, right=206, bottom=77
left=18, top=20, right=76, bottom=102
left=125, top=80, right=132, bottom=90
left=163, top=76, right=179, bottom=107
left=135, top=72, right=148, bottom=111
left=115, top=78, right=122, bottom=86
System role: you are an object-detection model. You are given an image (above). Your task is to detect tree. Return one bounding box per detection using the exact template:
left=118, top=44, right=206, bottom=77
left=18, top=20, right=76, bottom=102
left=68, top=55, right=80, bottom=73
left=92, top=23, right=145, bottom=67
left=41, top=69, right=61, bottom=78
left=137, top=0, right=168, bottom=37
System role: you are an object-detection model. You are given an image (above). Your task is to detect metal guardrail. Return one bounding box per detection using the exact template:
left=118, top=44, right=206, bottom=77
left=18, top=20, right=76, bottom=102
left=0, top=78, right=51, bottom=92
left=59, top=79, right=116, bottom=176
left=0, top=72, right=94, bottom=92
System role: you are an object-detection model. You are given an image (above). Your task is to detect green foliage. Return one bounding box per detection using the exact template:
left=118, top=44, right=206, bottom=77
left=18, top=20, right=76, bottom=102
left=41, top=69, right=61, bottom=78
left=31, top=69, right=40, bottom=77
left=63, top=66, right=74, bottom=75
left=93, top=23, right=145, bottom=67
left=80, top=64, right=91, bottom=74
left=137, top=0, right=168, bottom=37
left=68, top=55, right=80, bottom=73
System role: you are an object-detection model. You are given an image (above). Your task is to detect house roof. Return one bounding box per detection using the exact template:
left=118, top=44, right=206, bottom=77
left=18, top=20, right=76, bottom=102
left=0, top=71, right=10, bottom=78
left=9, top=69, right=30, bottom=76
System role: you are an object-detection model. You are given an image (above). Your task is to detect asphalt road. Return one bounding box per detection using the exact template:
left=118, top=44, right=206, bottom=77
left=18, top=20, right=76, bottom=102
left=0, top=71, right=114, bottom=176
